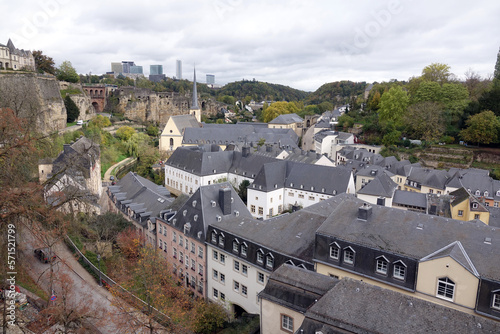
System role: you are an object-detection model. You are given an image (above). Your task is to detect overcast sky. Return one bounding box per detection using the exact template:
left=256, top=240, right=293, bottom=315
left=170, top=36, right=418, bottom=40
left=2, top=0, right=500, bottom=91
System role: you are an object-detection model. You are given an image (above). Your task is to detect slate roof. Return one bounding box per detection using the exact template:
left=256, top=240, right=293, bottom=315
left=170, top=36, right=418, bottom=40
left=268, top=113, right=303, bottom=124
left=166, top=146, right=234, bottom=176
left=228, top=150, right=279, bottom=179
left=108, top=172, right=173, bottom=221
left=162, top=182, right=251, bottom=241
left=258, top=264, right=338, bottom=313
left=50, top=136, right=100, bottom=184
left=251, top=161, right=352, bottom=195
left=316, top=194, right=500, bottom=280
left=406, top=168, right=450, bottom=190
left=357, top=173, right=397, bottom=198
left=168, top=114, right=200, bottom=133
left=449, top=188, right=489, bottom=213
left=211, top=196, right=345, bottom=263
left=182, top=124, right=299, bottom=148
left=446, top=168, right=499, bottom=199
left=355, top=165, right=394, bottom=178
left=392, top=190, right=427, bottom=209
left=298, top=278, right=500, bottom=334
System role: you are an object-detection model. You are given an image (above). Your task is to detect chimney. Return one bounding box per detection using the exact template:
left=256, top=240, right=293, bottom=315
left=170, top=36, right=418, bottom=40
left=63, top=144, right=71, bottom=153
left=242, top=146, right=250, bottom=157
left=358, top=203, right=372, bottom=220
left=219, top=188, right=232, bottom=215
left=266, top=145, right=272, bottom=152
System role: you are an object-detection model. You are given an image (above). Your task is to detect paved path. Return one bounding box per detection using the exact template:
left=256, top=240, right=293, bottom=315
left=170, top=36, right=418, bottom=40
left=20, top=227, right=153, bottom=333
left=103, top=157, right=135, bottom=182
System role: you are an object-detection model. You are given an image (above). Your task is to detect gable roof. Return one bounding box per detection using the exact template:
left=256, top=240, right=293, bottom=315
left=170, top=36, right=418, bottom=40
left=392, top=190, right=427, bottom=209
left=108, top=172, right=173, bottom=221
left=162, top=182, right=251, bottom=241
left=316, top=194, right=500, bottom=280
left=258, top=264, right=339, bottom=313
left=211, top=196, right=346, bottom=264
left=268, top=113, right=303, bottom=124
left=298, top=278, right=500, bottom=334
left=166, top=145, right=234, bottom=176
left=421, top=241, right=479, bottom=277
left=357, top=173, right=397, bottom=198
left=163, top=114, right=200, bottom=135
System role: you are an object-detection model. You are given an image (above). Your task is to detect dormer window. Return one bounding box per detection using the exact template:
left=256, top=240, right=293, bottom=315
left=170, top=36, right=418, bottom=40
left=211, top=231, right=217, bottom=243
left=172, top=218, right=177, bottom=226
left=472, top=203, right=478, bottom=209
left=376, top=256, right=389, bottom=275
left=497, top=190, right=500, bottom=196
left=184, top=223, right=191, bottom=234
left=475, top=190, right=481, bottom=196
left=257, top=250, right=264, bottom=264
left=218, top=234, right=225, bottom=247
left=193, top=214, right=198, bottom=222
left=266, top=254, right=274, bottom=268
left=192, top=200, right=197, bottom=207
left=183, top=209, right=187, bottom=217
left=241, top=243, right=248, bottom=257
left=300, top=185, right=304, bottom=189
left=329, top=242, right=340, bottom=260
left=343, top=247, right=355, bottom=265
left=311, top=186, right=314, bottom=191
left=232, top=240, right=239, bottom=253
left=484, top=191, right=489, bottom=197
left=211, top=200, right=216, bottom=207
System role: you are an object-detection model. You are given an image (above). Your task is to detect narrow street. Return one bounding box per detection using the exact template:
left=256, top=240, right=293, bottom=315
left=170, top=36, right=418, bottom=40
left=19, top=226, right=154, bottom=333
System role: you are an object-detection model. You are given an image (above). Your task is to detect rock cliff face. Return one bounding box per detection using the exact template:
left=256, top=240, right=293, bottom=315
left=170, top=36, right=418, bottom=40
left=68, top=94, right=96, bottom=121
left=0, top=72, right=66, bottom=133
left=111, top=87, right=223, bottom=124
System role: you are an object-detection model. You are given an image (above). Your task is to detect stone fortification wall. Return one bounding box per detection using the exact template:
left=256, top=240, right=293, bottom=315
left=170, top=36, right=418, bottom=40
left=0, top=72, right=66, bottom=133
left=111, top=86, right=223, bottom=124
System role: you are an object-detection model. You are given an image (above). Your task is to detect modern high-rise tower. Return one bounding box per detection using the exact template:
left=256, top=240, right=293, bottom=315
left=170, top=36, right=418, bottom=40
left=150, top=65, right=163, bottom=75
left=176, top=60, right=182, bottom=79
left=206, top=74, right=215, bottom=84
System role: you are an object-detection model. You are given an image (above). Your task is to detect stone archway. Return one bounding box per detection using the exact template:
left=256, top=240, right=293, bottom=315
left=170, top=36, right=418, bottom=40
left=92, top=102, right=100, bottom=113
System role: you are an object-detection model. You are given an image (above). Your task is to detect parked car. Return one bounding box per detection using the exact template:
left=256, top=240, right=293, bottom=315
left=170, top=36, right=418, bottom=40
left=76, top=120, right=83, bottom=125
left=34, top=248, right=56, bottom=263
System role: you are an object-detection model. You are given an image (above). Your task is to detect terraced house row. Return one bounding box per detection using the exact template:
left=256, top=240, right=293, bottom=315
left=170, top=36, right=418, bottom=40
left=108, top=173, right=500, bottom=325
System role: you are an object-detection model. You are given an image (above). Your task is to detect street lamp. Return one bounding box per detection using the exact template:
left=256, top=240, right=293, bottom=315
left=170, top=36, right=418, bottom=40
left=97, top=254, right=102, bottom=286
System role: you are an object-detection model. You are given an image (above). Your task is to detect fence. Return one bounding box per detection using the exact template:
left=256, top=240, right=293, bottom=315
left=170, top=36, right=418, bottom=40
left=64, top=235, right=172, bottom=328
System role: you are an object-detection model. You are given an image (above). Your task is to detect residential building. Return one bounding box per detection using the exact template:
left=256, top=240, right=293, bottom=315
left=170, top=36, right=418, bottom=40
left=156, top=183, right=250, bottom=298
left=0, top=39, right=35, bottom=71
left=259, top=264, right=338, bottom=334
left=176, top=60, right=182, bottom=79
left=449, top=187, right=490, bottom=224
left=356, top=172, right=398, bottom=207
left=247, top=161, right=355, bottom=219
left=39, top=137, right=102, bottom=214
left=296, top=277, right=500, bottom=333
left=107, top=172, right=173, bottom=247
left=268, top=113, right=303, bottom=137
left=206, top=195, right=333, bottom=315
left=314, top=130, right=355, bottom=159
left=314, top=194, right=500, bottom=320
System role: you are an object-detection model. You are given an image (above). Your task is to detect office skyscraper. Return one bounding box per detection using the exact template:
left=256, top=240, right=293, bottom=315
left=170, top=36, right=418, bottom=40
left=206, top=74, right=215, bottom=84
left=130, top=65, right=143, bottom=74
left=176, top=60, right=182, bottom=79
left=121, top=61, right=135, bottom=73
left=111, top=62, right=122, bottom=74
left=150, top=65, right=163, bottom=75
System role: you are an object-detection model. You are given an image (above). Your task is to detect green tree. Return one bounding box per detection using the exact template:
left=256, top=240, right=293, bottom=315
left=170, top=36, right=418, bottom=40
left=421, top=63, right=453, bottom=84
left=115, top=126, right=136, bottom=141
left=494, top=47, right=500, bottom=81
left=382, top=129, right=401, bottom=147
left=32, top=50, right=56, bottom=74
left=193, top=301, right=228, bottom=334
left=378, top=86, right=409, bottom=127
left=88, top=115, right=111, bottom=129
left=125, top=132, right=149, bottom=157
left=237, top=180, right=250, bottom=203
left=146, top=125, right=159, bottom=137
left=56, top=61, right=80, bottom=83
left=369, top=90, right=381, bottom=111
left=261, top=101, right=300, bottom=123
left=460, top=110, right=500, bottom=146
left=403, top=102, right=445, bottom=141
left=136, top=146, right=159, bottom=179
left=64, top=95, right=80, bottom=123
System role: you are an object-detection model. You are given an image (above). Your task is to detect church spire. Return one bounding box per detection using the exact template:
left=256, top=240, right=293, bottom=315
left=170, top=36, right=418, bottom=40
left=191, top=66, right=199, bottom=109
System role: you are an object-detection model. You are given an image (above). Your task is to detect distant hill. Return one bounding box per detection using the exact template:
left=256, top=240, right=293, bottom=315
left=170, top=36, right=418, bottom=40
left=306, top=81, right=367, bottom=105
left=217, top=80, right=309, bottom=102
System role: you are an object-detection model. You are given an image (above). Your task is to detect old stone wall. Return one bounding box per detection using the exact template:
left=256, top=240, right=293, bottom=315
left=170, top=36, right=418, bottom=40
left=0, top=72, right=66, bottom=133
left=69, top=94, right=96, bottom=120
left=111, top=87, right=223, bottom=125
